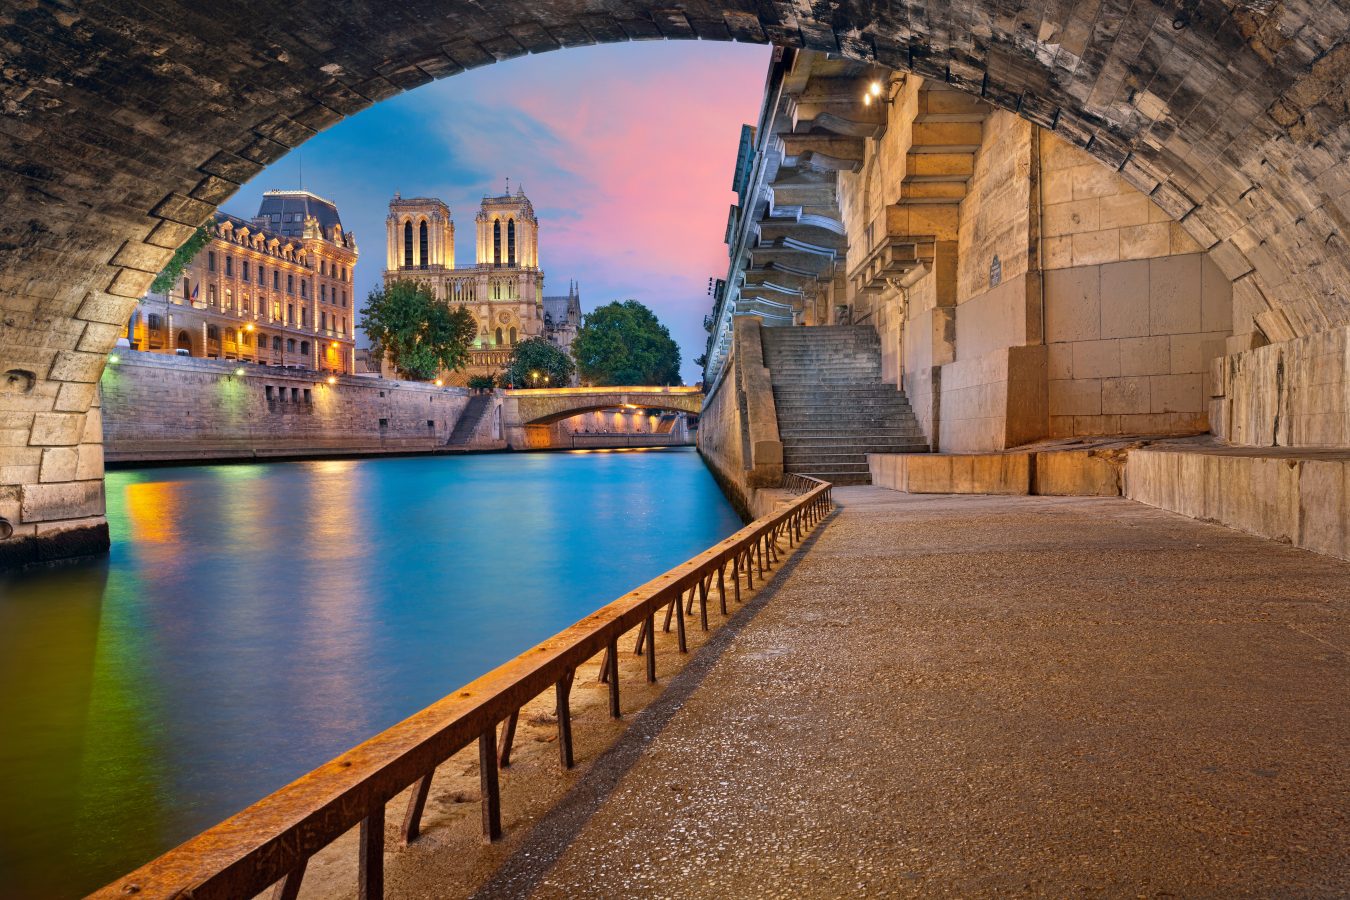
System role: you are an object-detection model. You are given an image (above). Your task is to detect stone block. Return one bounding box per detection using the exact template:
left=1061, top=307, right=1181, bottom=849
left=1073, top=229, right=1120, bottom=265
left=1045, top=267, right=1100, bottom=342
left=1048, top=378, right=1101, bottom=416
left=20, top=480, right=105, bottom=523
left=1072, top=164, right=1122, bottom=200
left=1043, top=198, right=1100, bottom=237
left=1044, top=235, right=1073, bottom=269
left=75, top=443, right=104, bottom=481
left=1119, top=222, right=1170, bottom=259
left=1102, top=376, right=1151, bottom=414
left=54, top=380, right=99, bottom=412
left=1149, top=255, right=1203, bottom=335
left=1168, top=221, right=1203, bottom=255
left=49, top=350, right=108, bottom=384
left=1119, top=335, right=1172, bottom=375
left=1200, top=253, right=1233, bottom=333
left=1072, top=339, right=1121, bottom=378
left=1100, top=258, right=1151, bottom=338
left=39, top=447, right=78, bottom=483
left=1098, top=192, right=1151, bottom=228
left=869, top=452, right=1029, bottom=495
left=29, top=412, right=86, bottom=446
left=1032, top=449, right=1124, bottom=496
left=1048, top=342, right=1073, bottom=379
left=1150, top=373, right=1202, bottom=413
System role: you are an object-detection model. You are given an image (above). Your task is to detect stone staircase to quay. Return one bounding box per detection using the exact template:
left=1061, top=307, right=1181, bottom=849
left=447, top=393, right=492, bottom=446
left=761, top=325, right=929, bottom=485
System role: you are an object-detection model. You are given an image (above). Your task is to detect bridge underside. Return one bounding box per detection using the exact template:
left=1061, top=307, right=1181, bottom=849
left=2, top=1, right=1350, bottom=563
left=501, top=389, right=702, bottom=450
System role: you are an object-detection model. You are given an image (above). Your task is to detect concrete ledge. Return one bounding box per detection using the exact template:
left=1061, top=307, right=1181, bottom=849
left=1125, top=446, right=1350, bottom=560
left=1033, top=449, right=1125, bottom=496
left=869, top=451, right=1030, bottom=494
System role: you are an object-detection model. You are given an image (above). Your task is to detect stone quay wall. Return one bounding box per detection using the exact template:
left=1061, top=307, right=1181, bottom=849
left=99, top=350, right=504, bottom=463
left=698, top=318, right=783, bottom=520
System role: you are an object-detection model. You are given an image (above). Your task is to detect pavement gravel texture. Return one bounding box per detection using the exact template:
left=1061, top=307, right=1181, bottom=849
left=471, top=488, right=1349, bottom=899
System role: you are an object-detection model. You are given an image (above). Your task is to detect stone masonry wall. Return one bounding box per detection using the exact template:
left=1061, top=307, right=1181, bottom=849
left=98, top=351, right=491, bottom=462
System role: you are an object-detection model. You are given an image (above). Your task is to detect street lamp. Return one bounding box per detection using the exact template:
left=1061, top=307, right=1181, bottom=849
left=531, top=370, right=540, bottom=387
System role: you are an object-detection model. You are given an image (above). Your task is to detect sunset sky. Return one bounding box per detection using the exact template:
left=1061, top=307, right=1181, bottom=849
left=224, top=41, right=772, bottom=384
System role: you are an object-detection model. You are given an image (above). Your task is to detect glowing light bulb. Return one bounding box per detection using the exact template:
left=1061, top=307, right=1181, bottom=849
left=327, top=376, right=337, bottom=385
left=870, top=80, right=883, bottom=96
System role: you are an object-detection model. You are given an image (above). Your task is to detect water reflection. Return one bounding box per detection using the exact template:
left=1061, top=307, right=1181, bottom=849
left=0, top=448, right=741, bottom=898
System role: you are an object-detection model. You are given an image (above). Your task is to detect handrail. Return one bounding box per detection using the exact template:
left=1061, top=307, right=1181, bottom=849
left=90, top=476, right=834, bottom=900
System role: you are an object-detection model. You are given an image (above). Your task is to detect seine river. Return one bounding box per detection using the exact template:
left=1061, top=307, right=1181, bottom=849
left=0, top=448, right=742, bottom=899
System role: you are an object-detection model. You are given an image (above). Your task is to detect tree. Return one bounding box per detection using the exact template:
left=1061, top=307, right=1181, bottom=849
left=149, top=225, right=210, bottom=294
left=359, top=280, right=478, bottom=380
left=571, top=300, right=682, bottom=386
left=504, top=336, right=575, bottom=388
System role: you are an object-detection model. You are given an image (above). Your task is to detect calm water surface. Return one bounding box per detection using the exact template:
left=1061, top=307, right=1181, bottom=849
left=0, top=448, right=742, bottom=898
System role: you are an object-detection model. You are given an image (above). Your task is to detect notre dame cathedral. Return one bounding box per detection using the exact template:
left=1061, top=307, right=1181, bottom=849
left=383, top=184, right=581, bottom=385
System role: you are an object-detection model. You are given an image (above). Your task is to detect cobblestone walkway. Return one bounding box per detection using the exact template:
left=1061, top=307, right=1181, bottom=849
left=475, top=488, right=1349, bottom=898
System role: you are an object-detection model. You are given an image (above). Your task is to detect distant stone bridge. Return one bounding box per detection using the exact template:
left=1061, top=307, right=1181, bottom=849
left=501, top=386, right=703, bottom=449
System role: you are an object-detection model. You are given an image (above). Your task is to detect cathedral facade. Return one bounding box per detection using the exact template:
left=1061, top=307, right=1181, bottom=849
left=383, top=186, right=579, bottom=384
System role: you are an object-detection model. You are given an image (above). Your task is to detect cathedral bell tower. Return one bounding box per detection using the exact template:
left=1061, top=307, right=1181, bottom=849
left=475, top=183, right=538, bottom=269
left=385, top=195, right=454, bottom=272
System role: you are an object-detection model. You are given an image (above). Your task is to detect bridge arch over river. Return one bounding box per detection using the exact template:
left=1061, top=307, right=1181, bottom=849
left=2, top=1, right=1350, bottom=563
left=501, top=386, right=703, bottom=449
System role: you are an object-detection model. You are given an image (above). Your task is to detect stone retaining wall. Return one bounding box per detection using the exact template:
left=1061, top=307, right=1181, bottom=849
left=99, top=350, right=503, bottom=462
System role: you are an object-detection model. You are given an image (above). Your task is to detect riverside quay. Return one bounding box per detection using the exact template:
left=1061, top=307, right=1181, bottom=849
left=0, top=3, right=1348, bottom=899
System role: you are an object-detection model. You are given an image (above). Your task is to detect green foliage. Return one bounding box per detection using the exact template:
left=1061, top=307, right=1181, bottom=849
left=359, top=280, right=478, bottom=381
left=467, top=373, right=497, bottom=391
left=149, top=225, right=210, bottom=295
left=571, top=300, right=682, bottom=386
left=503, top=337, right=575, bottom=388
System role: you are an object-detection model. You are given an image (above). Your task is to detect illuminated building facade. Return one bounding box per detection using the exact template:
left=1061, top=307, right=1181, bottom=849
left=127, top=190, right=359, bottom=374
left=383, top=186, right=580, bottom=384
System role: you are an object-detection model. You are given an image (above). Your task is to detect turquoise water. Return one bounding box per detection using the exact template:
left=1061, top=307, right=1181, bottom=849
left=0, top=449, right=742, bottom=899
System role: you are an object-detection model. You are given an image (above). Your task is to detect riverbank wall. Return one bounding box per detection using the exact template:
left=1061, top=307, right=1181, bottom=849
left=100, top=351, right=506, bottom=464
left=698, top=318, right=784, bottom=520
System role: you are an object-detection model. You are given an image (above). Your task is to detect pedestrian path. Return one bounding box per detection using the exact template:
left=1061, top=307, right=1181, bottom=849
left=472, top=487, right=1349, bottom=898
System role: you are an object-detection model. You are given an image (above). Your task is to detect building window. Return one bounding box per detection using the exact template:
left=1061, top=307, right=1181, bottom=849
left=225, top=327, right=236, bottom=343
left=419, top=220, right=429, bottom=269
left=509, top=326, right=517, bottom=345
left=207, top=324, right=220, bottom=340
left=272, top=336, right=282, bottom=351
left=379, top=418, right=388, bottom=431
left=300, top=341, right=309, bottom=356
left=508, top=218, right=516, bottom=266
left=495, top=327, right=503, bottom=346
left=208, top=285, right=216, bottom=307
left=148, top=313, right=163, bottom=331
left=403, top=220, right=413, bottom=267
left=287, top=303, right=294, bottom=324
left=225, top=256, right=233, bottom=277
left=304, top=388, right=312, bottom=404
left=208, top=251, right=216, bottom=272
left=240, top=332, right=251, bottom=346
left=300, top=280, right=307, bottom=299
left=242, top=260, right=249, bottom=281
left=321, top=311, right=327, bottom=330
left=258, top=266, right=265, bottom=286
left=300, top=308, right=307, bottom=327
left=341, top=290, right=346, bottom=307
left=273, top=271, right=279, bottom=290
left=287, top=338, right=296, bottom=353
left=225, top=288, right=233, bottom=310
left=493, top=219, right=501, bottom=267
left=320, top=284, right=326, bottom=302
left=291, top=387, right=299, bottom=402
left=287, top=274, right=294, bottom=294
left=266, top=385, right=274, bottom=402
left=242, top=295, right=251, bottom=314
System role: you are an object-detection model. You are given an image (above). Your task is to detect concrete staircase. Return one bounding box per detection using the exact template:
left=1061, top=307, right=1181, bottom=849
left=447, top=393, right=491, bottom=446
left=761, top=325, right=929, bottom=485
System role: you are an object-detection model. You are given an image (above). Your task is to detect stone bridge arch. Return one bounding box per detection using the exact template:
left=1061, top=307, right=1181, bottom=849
left=501, top=387, right=702, bottom=448
left=3, top=0, right=1349, bottom=564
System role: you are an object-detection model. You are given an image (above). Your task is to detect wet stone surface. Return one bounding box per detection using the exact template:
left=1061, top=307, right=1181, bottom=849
left=473, top=488, right=1349, bottom=898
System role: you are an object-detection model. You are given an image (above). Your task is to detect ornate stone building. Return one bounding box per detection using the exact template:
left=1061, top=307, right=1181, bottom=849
left=383, top=185, right=580, bottom=384
left=127, top=190, right=358, bottom=374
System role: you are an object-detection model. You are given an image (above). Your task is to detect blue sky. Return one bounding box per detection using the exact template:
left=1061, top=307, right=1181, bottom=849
left=223, top=41, right=771, bottom=383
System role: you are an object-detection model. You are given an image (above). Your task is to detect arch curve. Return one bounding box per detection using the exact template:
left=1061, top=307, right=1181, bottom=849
left=2, top=2, right=1350, bottom=564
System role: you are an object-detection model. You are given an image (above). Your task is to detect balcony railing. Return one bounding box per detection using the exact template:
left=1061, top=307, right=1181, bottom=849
left=89, top=476, right=833, bottom=900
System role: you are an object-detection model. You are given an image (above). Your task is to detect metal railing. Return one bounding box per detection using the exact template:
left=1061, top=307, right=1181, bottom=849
left=90, top=476, right=834, bottom=900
